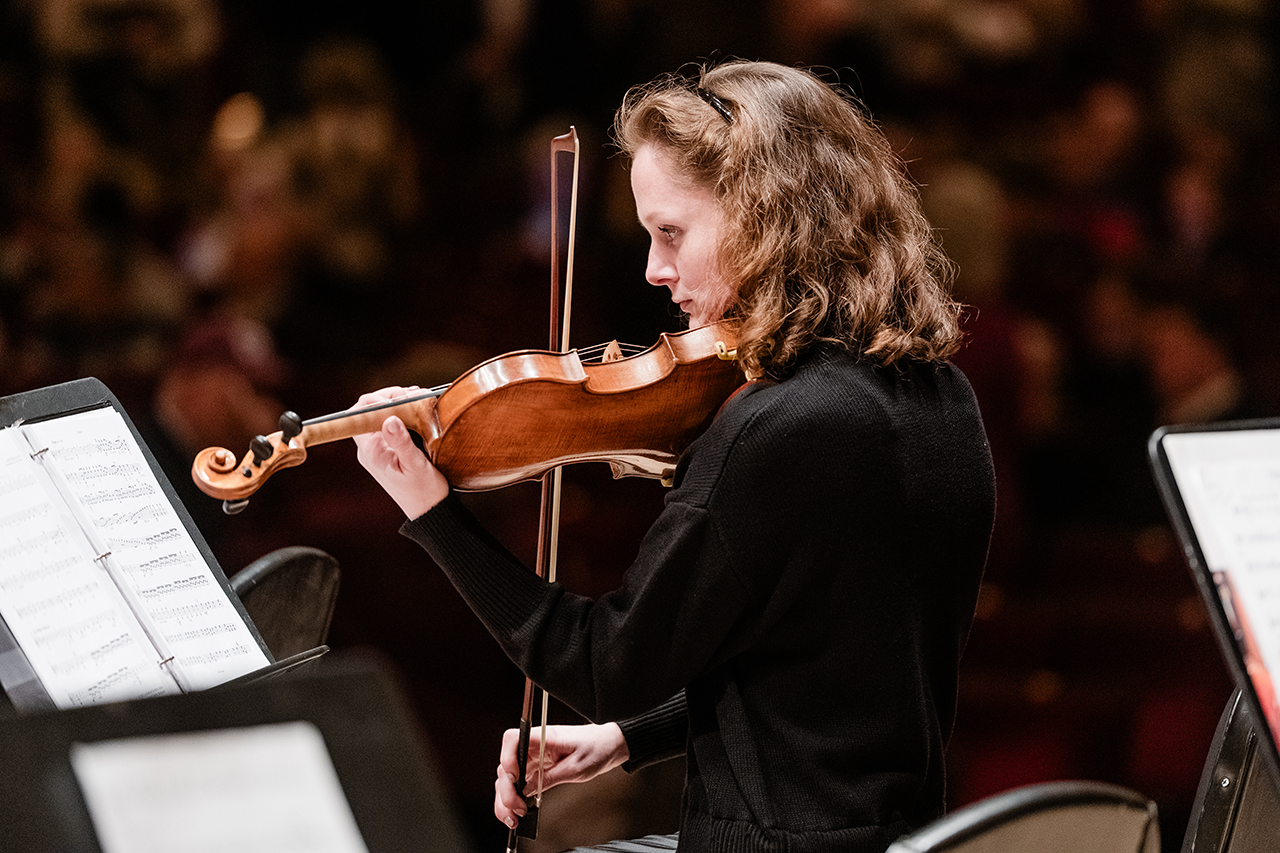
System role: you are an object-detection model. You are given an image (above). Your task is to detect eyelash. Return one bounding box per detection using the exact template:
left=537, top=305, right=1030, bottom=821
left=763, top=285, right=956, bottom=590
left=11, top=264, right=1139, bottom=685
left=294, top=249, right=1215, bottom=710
left=657, top=226, right=677, bottom=241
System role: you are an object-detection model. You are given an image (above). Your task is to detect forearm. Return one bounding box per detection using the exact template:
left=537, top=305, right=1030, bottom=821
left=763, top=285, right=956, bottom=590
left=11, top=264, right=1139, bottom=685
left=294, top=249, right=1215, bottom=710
left=402, top=493, right=559, bottom=647
left=402, top=493, right=745, bottom=723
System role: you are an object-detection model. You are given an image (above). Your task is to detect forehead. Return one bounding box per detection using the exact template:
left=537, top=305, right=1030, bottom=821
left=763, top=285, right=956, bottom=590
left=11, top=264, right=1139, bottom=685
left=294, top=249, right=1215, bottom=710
left=630, top=145, right=719, bottom=222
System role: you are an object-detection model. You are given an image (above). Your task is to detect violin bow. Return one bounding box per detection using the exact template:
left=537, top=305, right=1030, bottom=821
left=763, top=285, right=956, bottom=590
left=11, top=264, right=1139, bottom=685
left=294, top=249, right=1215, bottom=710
left=508, top=126, right=580, bottom=852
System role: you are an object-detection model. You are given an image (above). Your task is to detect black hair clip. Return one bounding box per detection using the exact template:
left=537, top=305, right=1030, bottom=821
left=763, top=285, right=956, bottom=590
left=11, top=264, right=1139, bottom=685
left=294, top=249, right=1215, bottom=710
left=694, top=86, right=734, bottom=124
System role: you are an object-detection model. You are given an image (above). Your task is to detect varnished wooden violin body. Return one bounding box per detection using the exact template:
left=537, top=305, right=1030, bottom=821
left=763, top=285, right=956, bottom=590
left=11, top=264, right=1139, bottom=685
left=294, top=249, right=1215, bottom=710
left=192, top=322, right=744, bottom=506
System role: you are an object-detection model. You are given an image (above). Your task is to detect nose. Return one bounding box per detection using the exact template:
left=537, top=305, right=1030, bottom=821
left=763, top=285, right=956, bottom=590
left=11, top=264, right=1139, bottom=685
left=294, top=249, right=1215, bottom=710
left=645, top=243, right=675, bottom=288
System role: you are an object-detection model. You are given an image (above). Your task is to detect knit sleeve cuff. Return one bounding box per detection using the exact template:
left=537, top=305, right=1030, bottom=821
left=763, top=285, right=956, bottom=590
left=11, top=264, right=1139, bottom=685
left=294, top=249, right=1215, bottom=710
left=618, top=692, right=688, bottom=772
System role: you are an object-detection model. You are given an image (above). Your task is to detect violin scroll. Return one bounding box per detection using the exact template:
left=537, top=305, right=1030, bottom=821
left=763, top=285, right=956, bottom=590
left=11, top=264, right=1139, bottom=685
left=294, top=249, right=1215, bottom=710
left=192, top=428, right=309, bottom=505
left=192, top=393, right=444, bottom=508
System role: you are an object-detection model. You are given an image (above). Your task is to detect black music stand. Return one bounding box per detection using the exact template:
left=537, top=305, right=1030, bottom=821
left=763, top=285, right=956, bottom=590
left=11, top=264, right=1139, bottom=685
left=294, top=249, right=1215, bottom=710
left=1181, top=689, right=1280, bottom=853
left=0, top=377, right=327, bottom=714
left=1148, top=419, right=1280, bottom=852
left=0, top=652, right=475, bottom=853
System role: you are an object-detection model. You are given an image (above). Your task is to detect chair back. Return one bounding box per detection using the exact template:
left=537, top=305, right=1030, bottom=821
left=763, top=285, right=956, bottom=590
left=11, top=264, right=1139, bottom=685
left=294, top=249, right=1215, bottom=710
left=230, top=546, right=341, bottom=661
left=886, top=780, right=1159, bottom=853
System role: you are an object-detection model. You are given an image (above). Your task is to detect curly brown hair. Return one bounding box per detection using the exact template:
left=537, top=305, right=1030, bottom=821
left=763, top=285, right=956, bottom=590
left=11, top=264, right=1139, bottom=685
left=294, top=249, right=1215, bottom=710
left=613, top=60, right=962, bottom=380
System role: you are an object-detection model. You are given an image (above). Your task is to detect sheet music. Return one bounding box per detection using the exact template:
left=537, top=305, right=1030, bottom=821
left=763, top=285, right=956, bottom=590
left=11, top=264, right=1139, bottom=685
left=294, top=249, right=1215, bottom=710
left=0, top=428, right=179, bottom=708
left=71, top=721, right=371, bottom=853
left=1164, top=428, right=1280, bottom=730
left=20, top=407, right=269, bottom=690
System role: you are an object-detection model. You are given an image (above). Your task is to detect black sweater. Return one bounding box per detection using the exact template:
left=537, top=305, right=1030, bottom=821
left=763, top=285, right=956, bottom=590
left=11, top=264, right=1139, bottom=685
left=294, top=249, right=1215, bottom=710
left=403, top=348, right=995, bottom=853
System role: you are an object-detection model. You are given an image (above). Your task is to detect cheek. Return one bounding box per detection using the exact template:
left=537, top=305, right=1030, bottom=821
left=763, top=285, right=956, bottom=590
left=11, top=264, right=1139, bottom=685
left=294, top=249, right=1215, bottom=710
left=696, top=244, right=731, bottom=300
left=688, top=243, right=720, bottom=289
left=710, top=280, right=736, bottom=314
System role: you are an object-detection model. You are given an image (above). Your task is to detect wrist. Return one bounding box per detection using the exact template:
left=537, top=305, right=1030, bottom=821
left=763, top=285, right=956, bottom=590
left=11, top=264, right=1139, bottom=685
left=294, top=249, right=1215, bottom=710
left=602, top=722, right=630, bottom=766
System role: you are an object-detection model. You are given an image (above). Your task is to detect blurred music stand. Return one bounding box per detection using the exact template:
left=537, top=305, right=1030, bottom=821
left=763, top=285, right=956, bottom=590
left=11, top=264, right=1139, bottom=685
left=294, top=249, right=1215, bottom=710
left=0, top=652, right=475, bottom=853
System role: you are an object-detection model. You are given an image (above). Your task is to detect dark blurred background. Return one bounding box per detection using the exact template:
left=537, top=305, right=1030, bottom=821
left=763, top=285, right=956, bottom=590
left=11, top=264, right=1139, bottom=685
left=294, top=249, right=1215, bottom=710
left=1, top=0, right=1277, bottom=849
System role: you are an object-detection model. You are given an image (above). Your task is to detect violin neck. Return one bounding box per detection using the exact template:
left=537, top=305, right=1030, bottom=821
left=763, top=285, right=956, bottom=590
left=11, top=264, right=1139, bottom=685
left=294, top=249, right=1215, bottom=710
left=299, top=393, right=441, bottom=448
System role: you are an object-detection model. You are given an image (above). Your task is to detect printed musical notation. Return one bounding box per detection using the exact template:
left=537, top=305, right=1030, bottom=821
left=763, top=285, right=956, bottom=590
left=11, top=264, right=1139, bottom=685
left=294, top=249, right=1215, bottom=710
left=0, top=551, right=75, bottom=587
left=1164, top=428, right=1280, bottom=743
left=64, top=462, right=146, bottom=484
left=0, top=504, right=54, bottom=550
left=31, top=408, right=269, bottom=688
left=168, top=622, right=239, bottom=643
left=81, top=483, right=157, bottom=506
left=110, top=526, right=184, bottom=550
left=14, top=581, right=98, bottom=619
left=148, top=599, right=222, bottom=624
left=139, top=574, right=211, bottom=596
left=131, top=553, right=199, bottom=576
left=66, top=665, right=170, bottom=707
left=95, top=504, right=169, bottom=529
left=182, top=643, right=249, bottom=667
left=0, top=426, right=178, bottom=708
left=72, top=722, right=373, bottom=853
left=50, top=436, right=132, bottom=461
left=49, top=632, right=132, bottom=676
left=0, top=406, right=270, bottom=709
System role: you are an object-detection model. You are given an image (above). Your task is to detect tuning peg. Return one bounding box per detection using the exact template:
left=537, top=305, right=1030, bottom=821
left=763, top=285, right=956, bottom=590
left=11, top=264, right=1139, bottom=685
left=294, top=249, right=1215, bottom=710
left=250, top=435, right=273, bottom=466
left=222, top=498, right=249, bottom=515
left=279, top=411, right=303, bottom=442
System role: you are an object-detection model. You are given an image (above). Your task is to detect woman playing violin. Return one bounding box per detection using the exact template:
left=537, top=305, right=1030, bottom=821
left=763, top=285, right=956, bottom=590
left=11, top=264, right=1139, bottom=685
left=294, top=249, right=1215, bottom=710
left=354, top=59, right=995, bottom=853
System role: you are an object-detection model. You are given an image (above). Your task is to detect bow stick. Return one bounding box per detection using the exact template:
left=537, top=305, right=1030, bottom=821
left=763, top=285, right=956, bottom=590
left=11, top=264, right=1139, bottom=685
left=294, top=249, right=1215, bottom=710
left=508, top=126, right=580, bottom=852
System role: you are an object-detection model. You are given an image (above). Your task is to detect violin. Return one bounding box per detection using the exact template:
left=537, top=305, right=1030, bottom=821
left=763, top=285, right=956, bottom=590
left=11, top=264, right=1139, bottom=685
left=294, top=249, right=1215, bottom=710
left=190, top=322, right=744, bottom=511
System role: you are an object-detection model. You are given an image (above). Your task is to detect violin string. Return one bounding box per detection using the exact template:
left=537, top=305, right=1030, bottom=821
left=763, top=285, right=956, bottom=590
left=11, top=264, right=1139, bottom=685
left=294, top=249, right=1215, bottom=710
left=301, top=385, right=450, bottom=427
left=577, top=341, right=646, bottom=362
left=300, top=341, right=651, bottom=431
left=298, top=328, right=678, bottom=438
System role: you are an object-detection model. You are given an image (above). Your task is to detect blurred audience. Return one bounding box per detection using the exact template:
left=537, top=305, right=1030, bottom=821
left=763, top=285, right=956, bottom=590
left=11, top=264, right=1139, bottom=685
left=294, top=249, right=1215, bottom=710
left=0, top=0, right=1275, bottom=849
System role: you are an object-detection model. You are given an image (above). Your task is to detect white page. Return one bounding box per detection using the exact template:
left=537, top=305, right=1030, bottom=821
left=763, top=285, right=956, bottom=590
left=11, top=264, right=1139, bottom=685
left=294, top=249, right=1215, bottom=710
left=22, top=408, right=269, bottom=689
left=0, top=427, right=179, bottom=708
left=71, top=721, right=371, bottom=853
left=1164, top=429, right=1280, bottom=720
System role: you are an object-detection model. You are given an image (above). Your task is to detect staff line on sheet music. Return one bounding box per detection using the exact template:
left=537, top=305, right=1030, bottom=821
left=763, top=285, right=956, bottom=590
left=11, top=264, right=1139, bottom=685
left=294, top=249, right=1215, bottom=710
left=93, top=504, right=167, bottom=529
left=0, top=553, right=78, bottom=588
left=14, top=581, right=98, bottom=618
left=48, top=438, right=131, bottom=461
left=0, top=503, right=52, bottom=530
left=139, top=575, right=212, bottom=598
left=48, top=632, right=134, bottom=675
left=31, top=608, right=117, bottom=643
